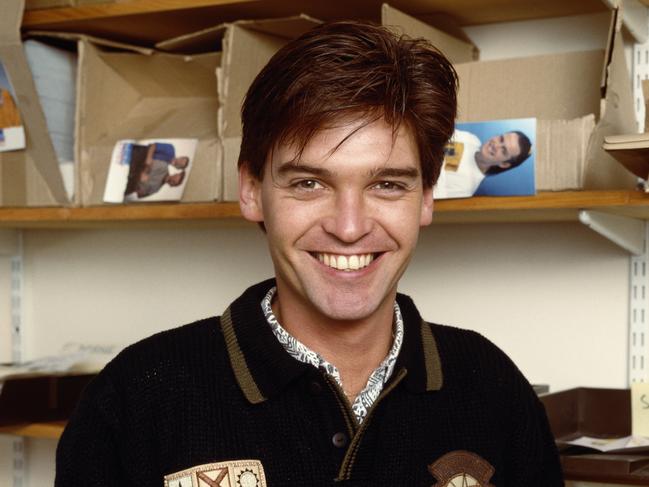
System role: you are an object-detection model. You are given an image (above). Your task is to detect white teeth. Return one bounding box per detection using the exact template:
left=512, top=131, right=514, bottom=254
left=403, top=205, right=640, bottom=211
left=316, top=252, right=376, bottom=271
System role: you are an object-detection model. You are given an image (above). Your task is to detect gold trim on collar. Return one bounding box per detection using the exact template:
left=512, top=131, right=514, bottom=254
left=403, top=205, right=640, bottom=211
left=421, top=321, right=443, bottom=391
left=221, top=307, right=266, bottom=404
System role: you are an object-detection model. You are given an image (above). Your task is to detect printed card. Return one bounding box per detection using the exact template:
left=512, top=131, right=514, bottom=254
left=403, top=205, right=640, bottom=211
left=103, top=138, right=197, bottom=203
left=434, top=118, right=536, bottom=199
left=0, top=59, right=26, bottom=153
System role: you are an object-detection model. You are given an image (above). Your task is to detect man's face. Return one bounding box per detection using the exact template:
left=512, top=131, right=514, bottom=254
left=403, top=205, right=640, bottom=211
left=478, top=132, right=521, bottom=168
left=239, top=117, right=433, bottom=324
left=172, top=157, right=189, bottom=169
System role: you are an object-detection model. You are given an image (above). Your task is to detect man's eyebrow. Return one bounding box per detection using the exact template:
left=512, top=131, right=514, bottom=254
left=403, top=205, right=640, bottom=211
left=368, top=167, right=420, bottom=179
left=275, top=161, right=333, bottom=178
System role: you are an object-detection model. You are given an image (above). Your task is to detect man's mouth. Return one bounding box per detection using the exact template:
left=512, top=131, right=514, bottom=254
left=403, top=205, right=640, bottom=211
left=311, top=252, right=377, bottom=272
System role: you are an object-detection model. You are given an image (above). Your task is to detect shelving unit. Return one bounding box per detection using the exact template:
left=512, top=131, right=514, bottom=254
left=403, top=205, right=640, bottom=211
left=1, top=190, right=649, bottom=227
left=5, top=1, right=649, bottom=485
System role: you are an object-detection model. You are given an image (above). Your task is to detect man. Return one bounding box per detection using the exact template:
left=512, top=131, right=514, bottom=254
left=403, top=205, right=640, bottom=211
left=436, top=129, right=532, bottom=198
left=56, top=21, right=562, bottom=486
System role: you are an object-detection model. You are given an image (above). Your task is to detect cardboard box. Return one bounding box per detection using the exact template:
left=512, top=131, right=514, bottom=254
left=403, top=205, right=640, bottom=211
left=0, top=372, right=94, bottom=427
left=540, top=388, right=649, bottom=482
left=0, top=0, right=69, bottom=206
left=74, top=39, right=222, bottom=205
left=447, top=9, right=637, bottom=191
left=157, top=16, right=322, bottom=202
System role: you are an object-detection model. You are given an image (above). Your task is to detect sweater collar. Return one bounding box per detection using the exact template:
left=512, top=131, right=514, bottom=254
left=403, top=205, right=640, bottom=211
left=221, top=279, right=443, bottom=404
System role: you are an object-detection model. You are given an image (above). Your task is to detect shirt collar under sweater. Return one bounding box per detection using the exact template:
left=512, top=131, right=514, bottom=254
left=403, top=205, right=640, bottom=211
left=220, top=279, right=443, bottom=410
left=260, top=286, right=404, bottom=424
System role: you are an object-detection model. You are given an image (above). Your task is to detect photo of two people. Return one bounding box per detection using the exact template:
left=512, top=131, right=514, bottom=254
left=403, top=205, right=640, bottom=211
left=434, top=117, right=536, bottom=199
left=103, top=138, right=197, bottom=203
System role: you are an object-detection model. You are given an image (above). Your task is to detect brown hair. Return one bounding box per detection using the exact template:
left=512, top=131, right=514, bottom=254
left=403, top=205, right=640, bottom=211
left=239, top=20, right=458, bottom=188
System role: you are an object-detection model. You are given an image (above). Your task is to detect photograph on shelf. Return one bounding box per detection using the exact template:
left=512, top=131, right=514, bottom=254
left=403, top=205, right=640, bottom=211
left=103, top=138, right=197, bottom=203
left=434, top=117, right=536, bottom=199
left=0, top=59, right=26, bottom=153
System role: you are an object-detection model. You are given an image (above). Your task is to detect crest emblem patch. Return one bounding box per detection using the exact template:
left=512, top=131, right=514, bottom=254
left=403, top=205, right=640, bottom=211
left=164, top=459, right=266, bottom=487
left=428, top=450, right=495, bottom=487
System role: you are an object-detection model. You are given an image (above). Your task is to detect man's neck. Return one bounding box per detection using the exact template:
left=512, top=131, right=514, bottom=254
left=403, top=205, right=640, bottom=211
left=474, top=152, right=489, bottom=174
left=271, top=288, right=395, bottom=400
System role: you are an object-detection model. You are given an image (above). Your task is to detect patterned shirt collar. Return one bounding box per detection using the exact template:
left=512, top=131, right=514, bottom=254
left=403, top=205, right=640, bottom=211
left=261, top=286, right=404, bottom=424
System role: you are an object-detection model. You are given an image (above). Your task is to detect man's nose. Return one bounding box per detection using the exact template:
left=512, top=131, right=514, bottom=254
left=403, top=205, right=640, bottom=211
left=322, top=190, right=372, bottom=243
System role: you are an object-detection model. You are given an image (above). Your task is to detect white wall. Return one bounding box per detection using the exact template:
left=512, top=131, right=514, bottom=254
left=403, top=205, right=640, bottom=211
left=0, top=10, right=636, bottom=487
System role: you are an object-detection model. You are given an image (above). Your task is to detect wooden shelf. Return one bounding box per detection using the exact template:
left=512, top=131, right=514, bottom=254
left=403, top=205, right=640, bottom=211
left=1, top=191, right=648, bottom=228
left=21, top=0, right=609, bottom=45
left=0, top=421, right=66, bottom=440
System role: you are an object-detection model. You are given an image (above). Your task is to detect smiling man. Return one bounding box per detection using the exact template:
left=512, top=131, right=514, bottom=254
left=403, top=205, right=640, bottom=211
left=56, top=21, right=562, bottom=487
left=437, top=128, right=532, bottom=198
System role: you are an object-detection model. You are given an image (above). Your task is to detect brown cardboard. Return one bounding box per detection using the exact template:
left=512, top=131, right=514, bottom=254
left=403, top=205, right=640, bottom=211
left=582, top=28, right=638, bottom=190
left=454, top=51, right=604, bottom=122
left=452, top=9, right=637, bottom=191
left=540, top=388, right=649, bottom=482
left=0, top=0, right=69, bottom=206
left=536, top=116, right=596, bottom=190
left=156, top=16, right=321, bottom=202
left=381, top=4, right=478, bottom=63
left=76, top=41, right=221, bottom=205
left=0, top=372, right=95, bottom=426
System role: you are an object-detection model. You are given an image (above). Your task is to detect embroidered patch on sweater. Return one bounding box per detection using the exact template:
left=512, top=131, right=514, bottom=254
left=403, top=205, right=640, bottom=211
left=428, top=450, right=495, bottom=487
left=164, top=459, right=266, bottom=487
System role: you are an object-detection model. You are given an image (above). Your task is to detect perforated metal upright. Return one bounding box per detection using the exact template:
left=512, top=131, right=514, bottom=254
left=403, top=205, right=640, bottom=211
left=627, top=3, right=649, bottom=384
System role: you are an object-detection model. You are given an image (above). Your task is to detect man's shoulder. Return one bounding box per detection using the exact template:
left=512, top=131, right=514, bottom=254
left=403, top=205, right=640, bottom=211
left=425, top=321, right=525, bottom=383
left=453, top=129, right=481, bottom=147
left=102, top=316, right=226, bottom=382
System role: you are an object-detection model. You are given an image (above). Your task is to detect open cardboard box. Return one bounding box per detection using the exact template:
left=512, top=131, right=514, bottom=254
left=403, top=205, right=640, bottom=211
left=157, top=5, right=478, bottom=202
left=73, top=40, right=222, bottom=205
left=156, top=15, right=324, bottom=202
left=399, top=6, right=636, bottom=192
left=0, top=0, right=69, bottom=207
left=540, top=388, right=649, bottom=481
left=0, top=372, right=95, bottom=427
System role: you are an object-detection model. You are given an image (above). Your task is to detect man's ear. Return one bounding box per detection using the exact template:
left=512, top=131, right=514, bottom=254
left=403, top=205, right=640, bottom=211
left=239, top=163, right=264, bottom=222
left=420, top=185, right=434, bottom=227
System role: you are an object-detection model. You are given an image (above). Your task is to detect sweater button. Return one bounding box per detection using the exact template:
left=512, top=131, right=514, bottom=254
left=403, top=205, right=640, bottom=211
left=332, top=432, right=348, bottom=448
left=309, top=381, right=323, bottom=395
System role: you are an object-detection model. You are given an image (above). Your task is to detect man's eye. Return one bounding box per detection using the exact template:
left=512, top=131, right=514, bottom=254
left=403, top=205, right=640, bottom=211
left=295, top=179, right=323, bottom=190
left=373, top=181, right=404, bottom=191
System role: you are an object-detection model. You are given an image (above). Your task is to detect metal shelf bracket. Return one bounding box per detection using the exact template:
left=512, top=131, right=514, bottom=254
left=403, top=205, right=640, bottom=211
left=579, top=210, right=646, bottom=255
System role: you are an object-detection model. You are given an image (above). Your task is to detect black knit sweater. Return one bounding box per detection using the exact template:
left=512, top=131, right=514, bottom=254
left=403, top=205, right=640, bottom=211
left=56, top=279, right=563, bottom=486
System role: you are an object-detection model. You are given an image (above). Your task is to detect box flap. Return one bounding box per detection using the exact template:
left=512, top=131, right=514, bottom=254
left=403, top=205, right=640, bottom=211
left=0, top=0, right=24, bottom=45
left=155, top=24, right=228, bottom=54
left=381, top=4, right=477, bottom=63
left=0, top=43, right=68, bottom=205
left=26, top=30, right=154, bottom=56
left=156, top=15, right=320, bottom=54
left=583, top=30, right=639, bottom=189
left=220, top=19, right=321, bottom=201
left=454, top=50, right=604, bottom=122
